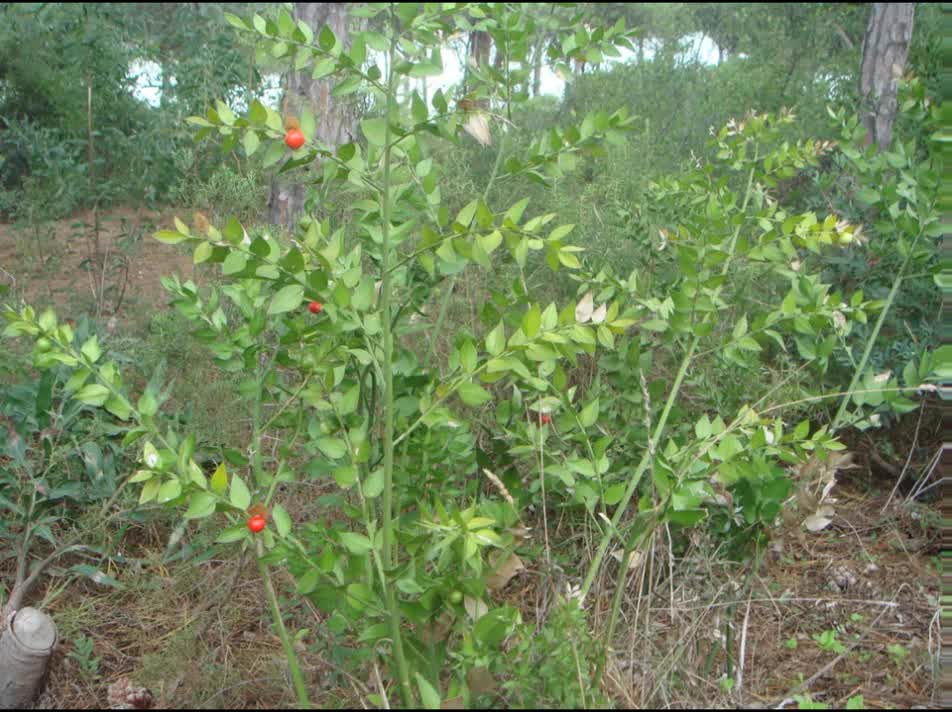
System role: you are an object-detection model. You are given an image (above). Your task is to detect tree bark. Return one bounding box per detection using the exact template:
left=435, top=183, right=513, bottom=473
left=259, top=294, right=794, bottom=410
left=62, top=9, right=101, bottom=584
left=268, top=3, right=356, bottom=229
left=860, top=3, right=915, bottom=150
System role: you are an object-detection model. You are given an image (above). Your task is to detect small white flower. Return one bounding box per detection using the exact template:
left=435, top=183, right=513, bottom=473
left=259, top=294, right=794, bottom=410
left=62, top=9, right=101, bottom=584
left=873, top=371, right=892, bottom=384
left=790, top=260, right=801, bottom=272
left=763, top=427, right=775, bottom=445
left=832, top=311, right=847, bottom=331
left=145, top=452, right=159, bottom=469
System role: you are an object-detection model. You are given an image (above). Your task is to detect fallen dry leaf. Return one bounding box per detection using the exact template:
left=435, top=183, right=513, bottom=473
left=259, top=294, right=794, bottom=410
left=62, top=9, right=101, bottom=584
left=803, top=513, right=833, bottom=532
left=464, top=595, right=489, bottom=621
left=591, top=303, right=607, bottom=324
left=575, top=291, right=594, bottom=323
left=486, top=551, right=526, bottom=592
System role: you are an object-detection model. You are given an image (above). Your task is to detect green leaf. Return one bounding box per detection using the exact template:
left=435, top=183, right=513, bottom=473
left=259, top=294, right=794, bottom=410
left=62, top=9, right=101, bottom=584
left=139, top=478, right=160, bottom=504
left=318, top=24, right=337, bottom=51
left=334, top=465, right=357, bottom=489
left=485, top=321, right=505, bottom=356
left=261, top=140, right=285, bottom=168
left=311, top=56, right=336, bottom=80
left=75, top=384, right=110, bottom=407
left=522, top=305, right=541, bottom=339
left=216, top=525, right=249, bottom=544
left=155, top=230, right=189, bottom=245
left=268, top=284, right=305, bottom=314
left=210, top=462, right=228, bottom=495
left=695, top=415, right=712, bottom=439
left=732, top=315, right=748, bottom=339
left=455, top=200, right=478, bottom=228
left=222, top=251, right=247, bottom=275
left=361, top=118, right=387, bottom=146
left=243, top=131, right=260, bottom=156
left=184, top=491, right=217, bottom=519
left=224, top=13, right=247, bottom=30
left=104, top=395, right=132, bottom=421
left=459, top=340, right=478, bottom=372
left=193, top=241, right=213, bottom=264
left=338, top=384, right=360, bottom=416
left=340, top=532, right=373, bottom=555
left=415, top=673, right=441, bottom=710
left=396, top=578, right=425, bottom=595
left=641, top=319, right=669, bottom=332
left=415, top=158, right=432, bottom=178
left=80, top=335, right=101, bottom=363
left=317, top=437, right=347, bottom=459
left=459, top=382, right=491, bottom=406
left=230, top=474, right=251, bottom=510
left=579, top=398, right=599, bottom=428
left=158, top=479, right=183, bottom=504
left=272, top=504, right=291, bottom=537
left=603, top=484, right=625, bottom=506
left=363, top=468, right=384, bottom=498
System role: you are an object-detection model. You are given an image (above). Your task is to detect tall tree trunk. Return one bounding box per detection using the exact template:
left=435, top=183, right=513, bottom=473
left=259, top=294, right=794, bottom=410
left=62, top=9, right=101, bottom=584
left=467, top=30, right=493, bottom=108
left=860, top=3, right=915, bottom=150
left=269, top=3, right=356, bottom=229
left=532, top=45, right=543, bottom=97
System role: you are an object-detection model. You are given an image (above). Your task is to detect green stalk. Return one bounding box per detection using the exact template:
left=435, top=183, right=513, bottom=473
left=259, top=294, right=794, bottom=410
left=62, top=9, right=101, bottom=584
left=578, top=339, right=696, bottom=600
left=257, top=539, right=311, bottom=709
left=579, top=161, right=758, bottom=601
left=593, top=517, right=655, bottom=685
left=424, top=129, right=507, bottom=366
left=380, top=14, right=414, bottom=707
left=831, top=229, right=923, bottom=430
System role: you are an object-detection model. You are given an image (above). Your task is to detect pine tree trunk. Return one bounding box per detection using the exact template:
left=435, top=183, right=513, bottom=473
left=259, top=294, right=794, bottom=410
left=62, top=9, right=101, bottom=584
left=467, top=30, right=493, bottom=109
left=860, top=3, right=915, bottom=150
left=268, top=3, right=356, bottom=229
left=0, top=608, right=57, bottom=709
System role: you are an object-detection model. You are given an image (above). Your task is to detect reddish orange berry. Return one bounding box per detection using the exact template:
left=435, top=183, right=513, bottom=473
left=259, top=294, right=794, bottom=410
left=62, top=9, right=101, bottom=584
left=309, top=301, right=322, bottom=314
left=285, top=128, right=305, bottom=150
left=247, top=514, right=266, bottom=533
left=540, top=414, right=551, bottom=425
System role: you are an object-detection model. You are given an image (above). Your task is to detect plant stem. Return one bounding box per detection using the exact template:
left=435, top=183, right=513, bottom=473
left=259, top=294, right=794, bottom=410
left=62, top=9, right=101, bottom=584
left=380, top=12, right=414, bottom=707
left=578, top=339, right=696, bottom=601
left=256, top=539, right=311, bottom=709
left=579, top=161, right=758, bottom=602
left=830, top=229, right=923, bottom=430
left=423, top=130, right=507, bottom=366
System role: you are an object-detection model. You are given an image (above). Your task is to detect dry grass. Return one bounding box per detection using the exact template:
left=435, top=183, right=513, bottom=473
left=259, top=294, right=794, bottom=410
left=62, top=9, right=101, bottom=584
left=588, top=485, right=939, bottom=709
left=34, top=516, right=363, bottom=709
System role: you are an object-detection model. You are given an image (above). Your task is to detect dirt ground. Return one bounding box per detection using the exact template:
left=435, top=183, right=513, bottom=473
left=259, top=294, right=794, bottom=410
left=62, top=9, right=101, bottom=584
left=0, top=206, right=199, bottom=331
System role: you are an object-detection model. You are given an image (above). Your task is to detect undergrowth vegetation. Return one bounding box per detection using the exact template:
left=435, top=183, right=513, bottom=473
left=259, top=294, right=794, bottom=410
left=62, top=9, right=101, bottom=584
left=0, top=2, right=941, bottom=710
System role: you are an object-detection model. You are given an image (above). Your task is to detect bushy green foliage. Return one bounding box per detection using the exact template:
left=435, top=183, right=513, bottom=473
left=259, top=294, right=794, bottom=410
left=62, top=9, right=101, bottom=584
left=0, top=3, right=940, bottom=709
left=0, top=3, right=263, bottom=212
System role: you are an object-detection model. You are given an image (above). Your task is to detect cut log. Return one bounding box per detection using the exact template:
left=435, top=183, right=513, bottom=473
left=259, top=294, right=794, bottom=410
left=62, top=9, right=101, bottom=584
left=0, top=608, right=57, bottom=709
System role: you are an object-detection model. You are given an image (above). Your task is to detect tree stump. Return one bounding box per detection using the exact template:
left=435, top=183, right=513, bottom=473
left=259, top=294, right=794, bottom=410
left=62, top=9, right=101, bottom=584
left=0, top=608, right=57, bottom=709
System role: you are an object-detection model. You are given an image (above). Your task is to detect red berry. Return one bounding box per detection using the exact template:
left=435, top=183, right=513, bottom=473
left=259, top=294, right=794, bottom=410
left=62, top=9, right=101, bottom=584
left=309, top=301, right=322, bottom=314
left=248, top=514, right=266, bottom=533
left=540, top=414, right=551, bottom=425
left=285, top=129, right=305, bottom=150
